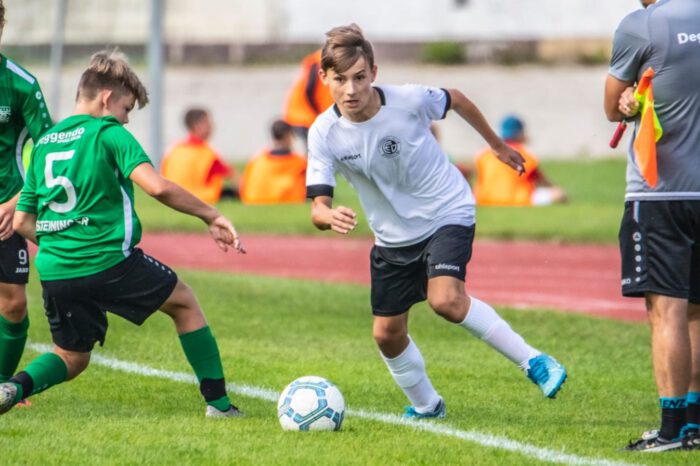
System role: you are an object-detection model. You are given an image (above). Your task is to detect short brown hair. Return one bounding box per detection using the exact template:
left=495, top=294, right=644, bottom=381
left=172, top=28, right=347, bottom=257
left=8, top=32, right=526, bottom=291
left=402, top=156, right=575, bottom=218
left=77, top=50, right=149, bottom=108
left=0, top=1, right=6, bottom=29
left=321, top=23, right=374, bottom=73
left=270, top=119, right=292, bottom=140
left=183, top=108, right=209, bottom=130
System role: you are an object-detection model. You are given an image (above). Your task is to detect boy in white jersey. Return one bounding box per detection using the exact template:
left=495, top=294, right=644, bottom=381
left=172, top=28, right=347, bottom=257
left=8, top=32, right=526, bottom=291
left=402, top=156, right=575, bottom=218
left=307, top=24, right=567, bottom=418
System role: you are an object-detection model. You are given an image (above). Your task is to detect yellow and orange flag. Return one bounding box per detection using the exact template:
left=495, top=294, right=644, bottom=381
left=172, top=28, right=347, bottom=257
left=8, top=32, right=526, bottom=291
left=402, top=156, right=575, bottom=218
left=633, top=67, right=663, bottom=188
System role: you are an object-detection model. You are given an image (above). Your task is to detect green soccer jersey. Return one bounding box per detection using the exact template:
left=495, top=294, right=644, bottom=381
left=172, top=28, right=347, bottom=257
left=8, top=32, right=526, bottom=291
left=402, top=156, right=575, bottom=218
left=16, top=114, right=152, bottom=280
left=0, top=54, right=52, bottom=204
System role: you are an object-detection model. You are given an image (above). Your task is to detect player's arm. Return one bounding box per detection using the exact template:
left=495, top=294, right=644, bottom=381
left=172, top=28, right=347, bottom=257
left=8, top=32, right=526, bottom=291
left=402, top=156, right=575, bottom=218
left=129, top=163, right=245, bottom=253
left=446, top=88, right=525, bottom=174
left=604, top=75, right=638, bottom=121
left=310, top=195, right=357, bottom=235
left=0, top=192, right=21, bottom=240
left=12, top=211, right=37, bottom=244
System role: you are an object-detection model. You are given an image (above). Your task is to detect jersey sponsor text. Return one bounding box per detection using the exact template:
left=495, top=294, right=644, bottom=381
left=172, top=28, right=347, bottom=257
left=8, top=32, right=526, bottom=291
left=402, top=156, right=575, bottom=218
left=37, top=127, right=85, bottom=146
left=36, top=217, right=90, bottom=232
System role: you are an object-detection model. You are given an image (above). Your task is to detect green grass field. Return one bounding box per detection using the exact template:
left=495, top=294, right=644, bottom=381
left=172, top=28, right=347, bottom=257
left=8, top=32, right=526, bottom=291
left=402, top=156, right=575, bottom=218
left=136, top=158, right=627, bottom=244
left=0, top=269, right=695, bottom=465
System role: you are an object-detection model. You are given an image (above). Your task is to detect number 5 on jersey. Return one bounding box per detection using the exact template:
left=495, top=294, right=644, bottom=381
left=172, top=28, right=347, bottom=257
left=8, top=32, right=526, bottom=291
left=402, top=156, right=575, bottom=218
left=45, top=150, right=77, bottom=213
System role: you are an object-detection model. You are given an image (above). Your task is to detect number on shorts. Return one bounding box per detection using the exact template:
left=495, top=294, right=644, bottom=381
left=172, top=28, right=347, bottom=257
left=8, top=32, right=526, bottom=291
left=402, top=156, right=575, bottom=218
left=45, top=150, right=77, bottom=213
left=18, top=249, right=28, bottom=265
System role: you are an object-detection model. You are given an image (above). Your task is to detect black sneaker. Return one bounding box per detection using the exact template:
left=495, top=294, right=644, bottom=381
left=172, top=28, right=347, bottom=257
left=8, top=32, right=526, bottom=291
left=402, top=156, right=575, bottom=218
left=625, top=431, right=683, bottom=452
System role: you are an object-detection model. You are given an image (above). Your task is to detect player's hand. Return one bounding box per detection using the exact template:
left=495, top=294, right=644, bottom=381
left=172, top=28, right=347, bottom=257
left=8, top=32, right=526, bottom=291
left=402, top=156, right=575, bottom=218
left=493, top=143, right=526, bottom=175
left=208, top=215, right=246, bottom=254
left=618, top=86, right=639, bottom=117
left=0, top=202, right=15, bottom=241
left=329, top=206, right=357, bottom=235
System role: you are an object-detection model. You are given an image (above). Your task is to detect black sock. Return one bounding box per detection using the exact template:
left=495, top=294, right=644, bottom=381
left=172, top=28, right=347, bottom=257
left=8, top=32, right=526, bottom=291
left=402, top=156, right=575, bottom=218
left=659, top=397, right=687, bottom=440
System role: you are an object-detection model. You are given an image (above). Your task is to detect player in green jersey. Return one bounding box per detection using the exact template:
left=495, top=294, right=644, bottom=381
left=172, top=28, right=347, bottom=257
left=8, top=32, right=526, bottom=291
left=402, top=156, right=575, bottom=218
left=0, top=1, right=53, bottom=397
left=0, top=49, right=245, bottom=418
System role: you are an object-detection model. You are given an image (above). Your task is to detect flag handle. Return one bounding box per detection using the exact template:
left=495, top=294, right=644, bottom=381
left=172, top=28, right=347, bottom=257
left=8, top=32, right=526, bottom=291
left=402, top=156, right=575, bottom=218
left=609, top=120, right=627, bottom=148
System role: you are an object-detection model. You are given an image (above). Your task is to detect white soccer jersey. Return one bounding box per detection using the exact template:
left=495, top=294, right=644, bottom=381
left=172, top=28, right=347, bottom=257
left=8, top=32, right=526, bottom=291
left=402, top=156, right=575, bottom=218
left=307, top=84, right=476, bottom=247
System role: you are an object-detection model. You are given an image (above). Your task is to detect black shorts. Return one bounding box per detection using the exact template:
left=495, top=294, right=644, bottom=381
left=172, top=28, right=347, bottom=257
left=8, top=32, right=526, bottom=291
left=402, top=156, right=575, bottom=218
left=370, top=224, right=475, bottom=316
left=41, top=248, right=178, bottom=352
left=0, top=232, right=29, bottom=284
left=619, top=200, right=700, bottom=303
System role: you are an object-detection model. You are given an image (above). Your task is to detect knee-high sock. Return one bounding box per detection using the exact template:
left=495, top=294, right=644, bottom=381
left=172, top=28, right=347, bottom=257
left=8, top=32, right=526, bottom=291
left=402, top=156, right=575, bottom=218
left=460, top=297, right=539, bottom=370
left=381, top=336, right=441, bottom=413
left=179, top=326, right=231, bottom=411
left=9, top=352, right=68, bottom=402
left=0, top=314, right=29, bottom=382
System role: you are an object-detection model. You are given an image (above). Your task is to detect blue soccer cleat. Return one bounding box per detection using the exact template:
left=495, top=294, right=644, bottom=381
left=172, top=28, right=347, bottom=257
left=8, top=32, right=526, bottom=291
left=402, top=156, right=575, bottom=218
left=526, top=353, right=567, bottom=398
left=403, top=398, right=446, bottom=419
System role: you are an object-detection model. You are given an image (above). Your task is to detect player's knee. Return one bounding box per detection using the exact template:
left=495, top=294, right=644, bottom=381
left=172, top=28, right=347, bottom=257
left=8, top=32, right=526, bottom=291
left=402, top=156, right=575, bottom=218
left=372, top=324, right=403, bottom=350
left=428, top=294, right=465, bottom=322
left=0, top=295, right=28, bottom=322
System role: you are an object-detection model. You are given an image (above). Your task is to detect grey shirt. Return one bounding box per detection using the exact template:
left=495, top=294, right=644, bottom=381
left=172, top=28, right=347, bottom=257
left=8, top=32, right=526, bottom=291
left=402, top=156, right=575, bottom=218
left=609, top=0, right=700, bottom=200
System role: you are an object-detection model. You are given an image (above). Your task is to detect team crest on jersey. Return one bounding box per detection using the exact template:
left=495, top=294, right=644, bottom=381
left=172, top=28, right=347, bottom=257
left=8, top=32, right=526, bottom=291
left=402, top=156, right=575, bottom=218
left=0, top=106, right=11, bottom=123
left=379, top=136, right=401, bottom=158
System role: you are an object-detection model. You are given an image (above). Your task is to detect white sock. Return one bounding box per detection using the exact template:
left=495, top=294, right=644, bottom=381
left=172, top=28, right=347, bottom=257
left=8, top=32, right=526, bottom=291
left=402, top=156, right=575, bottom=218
left=380, top=336, right=441, bottom=413
left=460, top=296, right=540, bottom=370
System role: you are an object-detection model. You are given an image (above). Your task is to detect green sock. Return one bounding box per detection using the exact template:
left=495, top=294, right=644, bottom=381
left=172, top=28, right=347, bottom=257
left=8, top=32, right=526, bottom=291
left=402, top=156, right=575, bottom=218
left=179, top=326, right=231, bottom=411
left=22, top=353, right=68, bottom=398
left=0, top=314, right=29, bottom=382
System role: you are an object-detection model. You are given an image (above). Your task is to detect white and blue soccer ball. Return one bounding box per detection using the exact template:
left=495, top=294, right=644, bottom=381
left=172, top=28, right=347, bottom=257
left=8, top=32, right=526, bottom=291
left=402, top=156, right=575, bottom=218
left=277, top=376, right=345, bottom=431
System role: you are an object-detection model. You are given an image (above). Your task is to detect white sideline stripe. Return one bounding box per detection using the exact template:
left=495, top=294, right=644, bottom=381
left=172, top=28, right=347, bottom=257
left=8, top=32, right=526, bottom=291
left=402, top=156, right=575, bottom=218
left=28, top=343, right=637, bottom=466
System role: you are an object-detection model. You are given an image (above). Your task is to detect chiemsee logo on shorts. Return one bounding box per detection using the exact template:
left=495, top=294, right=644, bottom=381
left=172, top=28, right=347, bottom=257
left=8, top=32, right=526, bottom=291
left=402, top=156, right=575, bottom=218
left=378, top=136, right=401, bottom=158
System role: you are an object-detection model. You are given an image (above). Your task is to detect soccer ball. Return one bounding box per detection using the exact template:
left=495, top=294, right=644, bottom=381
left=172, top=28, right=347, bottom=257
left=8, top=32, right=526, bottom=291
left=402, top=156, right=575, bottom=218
left=277, top=376, right=345, bottom=431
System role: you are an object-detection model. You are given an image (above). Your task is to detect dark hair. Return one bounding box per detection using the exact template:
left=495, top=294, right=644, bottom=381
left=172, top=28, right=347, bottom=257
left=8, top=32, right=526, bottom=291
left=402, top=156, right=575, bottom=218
left=321, top=23, right=375, bottom=73
left=77, top=50, right=149, bottom=108
left=184, top=108, right=209, bottom=130
left=0, top=1, right=5, bottom=28
left=271, top=119, right=292, bottom=140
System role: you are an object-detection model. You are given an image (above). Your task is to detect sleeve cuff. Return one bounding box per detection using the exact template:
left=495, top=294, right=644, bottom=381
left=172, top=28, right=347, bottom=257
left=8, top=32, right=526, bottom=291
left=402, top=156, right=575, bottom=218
left=306, top=184, right=334, bottom=199
left=440, top=88, right=452, bottom=120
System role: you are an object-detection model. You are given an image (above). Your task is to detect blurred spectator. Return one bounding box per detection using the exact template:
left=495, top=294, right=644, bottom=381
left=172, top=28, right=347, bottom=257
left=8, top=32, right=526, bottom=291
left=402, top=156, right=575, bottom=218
left=239, top=120, right=307, bottom=204
left=161, top=108, right=239, bottom=204
left=473, top=115, right=567, bottom=206
left=283, top=49, right=334, bottom=149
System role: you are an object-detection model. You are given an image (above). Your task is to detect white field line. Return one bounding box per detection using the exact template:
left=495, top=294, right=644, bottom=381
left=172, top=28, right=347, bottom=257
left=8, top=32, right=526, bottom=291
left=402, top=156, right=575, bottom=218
left=28, top=343, right=638, bottom=466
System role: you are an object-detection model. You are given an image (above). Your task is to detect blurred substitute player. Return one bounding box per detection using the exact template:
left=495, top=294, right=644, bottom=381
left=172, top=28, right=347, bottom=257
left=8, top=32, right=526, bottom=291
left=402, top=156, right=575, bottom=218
left=0, top=50, right=246, bottom=418
left=283, top=49, right=334, bottom=149
left=605, top=0, right=700, bottom=452
left=307, top=24, right=567, bottom=419
left=0, top=1, right=53, bottom=393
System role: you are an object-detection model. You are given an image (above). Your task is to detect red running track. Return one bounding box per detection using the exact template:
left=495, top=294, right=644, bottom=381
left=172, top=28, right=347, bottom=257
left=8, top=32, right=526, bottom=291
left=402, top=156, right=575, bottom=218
left=138, top=232, right=645, bottom=322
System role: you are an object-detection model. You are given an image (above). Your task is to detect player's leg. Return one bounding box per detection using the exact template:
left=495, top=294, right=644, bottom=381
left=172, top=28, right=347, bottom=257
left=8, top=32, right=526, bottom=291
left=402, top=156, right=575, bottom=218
left=684, top=233, right=700, bottom=442
left=370, top=243, right=444, bottom=417
left=425, top=225, right=566, bottom=398
left=685, top=302, right=700, bottom=442
left=645, top=294, right=690, bottom=443
left=0, top=234, right=31, bottom=383
left=159, top=279, right=241, bottom=417
left=0, top=347, right=89, bottom=415
left=0, top=283, right=28, bottom=382
left=373, top=313, right=444, bottom=418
